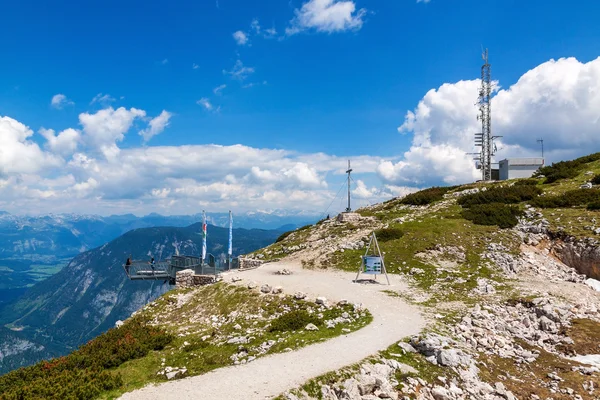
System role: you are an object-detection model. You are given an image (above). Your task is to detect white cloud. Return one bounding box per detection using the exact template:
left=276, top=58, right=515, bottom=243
left=161, top=59, right=169, bottom=65
left=249, top=19, right=277, bottom=38
left=286, top=0, right=367, bottom=35
left=79, top=107, right=146, bottom=159
left=417, top=0, right=431, bottom=3
left=139, top=110, right=172, bottom=142
left=242, top=81, right=267, bottom=89
left=0, top=116, right=61, bottom=175
left=213, top=84, right=227, bottom=95
left=197, top=98, right=214, bottom=111
left=264, top=27, right=278, bottom=38
left=39, top=127, right=81, bottom=156
left=251, top=19, right=261, bottom=34
left=192, top=63, right=199, bottom=70
left=90, top=93, right=116, bottom=106
left=50, top=94, right=74, bottom=109
left=233, top=30, right=249, bottom=45
left=223, top=60, right=255, bottom=81
left=379, top=56, right=600, bottom=187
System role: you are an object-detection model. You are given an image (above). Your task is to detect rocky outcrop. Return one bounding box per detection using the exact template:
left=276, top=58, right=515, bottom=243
left=552, top=237, right=600, bottom=280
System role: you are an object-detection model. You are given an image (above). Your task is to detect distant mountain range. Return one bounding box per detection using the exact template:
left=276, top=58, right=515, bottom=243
left=0, top=211, right=316, bottom=306
left=0, top=222, right=282, bottom=375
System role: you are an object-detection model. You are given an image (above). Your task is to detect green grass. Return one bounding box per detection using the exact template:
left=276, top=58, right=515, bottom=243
left=325, top=205, right=518, bottom=305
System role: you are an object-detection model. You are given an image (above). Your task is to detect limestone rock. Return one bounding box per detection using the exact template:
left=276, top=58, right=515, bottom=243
left=316, top=296, right=327, bottom=305
left=260, top=284, right=272, bottom=294
left=305, top=323, right=319, bottom=331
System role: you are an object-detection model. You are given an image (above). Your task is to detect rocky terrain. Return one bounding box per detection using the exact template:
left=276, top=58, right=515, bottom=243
left=271, top=160, right=600, bottom=399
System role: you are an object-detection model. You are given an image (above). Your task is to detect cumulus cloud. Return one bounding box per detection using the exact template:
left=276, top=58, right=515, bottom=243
left=0, top=117, right=387, bottom=215
left=139, top=110, right=172, bottom=142
left=233, top=30, right=249, bottom=45
left=0, top=116, right=61, bottom=175
left=50, top=94, right=74, bottom=109
left=378, top=56, right=600, bottom=187
left=286, top=0, right=367, bottom=35
left=223, top=60, right=255, bottom=81
left=39, top=127, right=81, bottom=156
left=79, top=107, right=146, bottom=159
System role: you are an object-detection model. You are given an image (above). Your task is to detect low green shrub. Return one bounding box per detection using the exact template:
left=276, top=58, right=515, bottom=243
left=374, top=228, right=404, bottom=242
left=269, top=310, right=321, bottom=332
left=531, top=189, right=600, bottom=208
left=0, top=317, right=172, bottom=400
left=514, top=179, right=539, bottom=186
left=275, top=231, right=293, bottom=243
left=592, top=174, right=600, bottom=185
left=587, top=201, right=600, bottom=211
left=400, top=186, right=458, bottom=206
left=458, top=186, right=542, bottom=207
left=461, top=203, right=523, bottom=229
left=535, top=152, right=600, bottom=183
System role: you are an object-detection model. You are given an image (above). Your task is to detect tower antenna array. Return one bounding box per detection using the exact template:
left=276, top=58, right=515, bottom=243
left=345, top=160, right=352, bottom=212
left=474, top=49, right=501, bottom=181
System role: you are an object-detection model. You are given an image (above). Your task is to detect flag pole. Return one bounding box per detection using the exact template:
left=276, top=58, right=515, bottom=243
left=201, top=210, right=207, bottom=275
left=228, top=211, right=233, bottom=270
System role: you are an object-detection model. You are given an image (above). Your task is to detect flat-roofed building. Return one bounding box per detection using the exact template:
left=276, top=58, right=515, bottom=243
left=498, top=158, right=545, bottom=180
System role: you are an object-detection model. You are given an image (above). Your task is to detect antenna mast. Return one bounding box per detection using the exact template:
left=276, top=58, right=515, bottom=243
left=345, top=160, right=352, bottom=212
left=475, top=49, right=500, bottom=181
left=537, top=138, right=544, bottom=158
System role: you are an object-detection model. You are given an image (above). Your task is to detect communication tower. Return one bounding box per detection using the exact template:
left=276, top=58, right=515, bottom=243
left=474, top=49, right=501, bottom=181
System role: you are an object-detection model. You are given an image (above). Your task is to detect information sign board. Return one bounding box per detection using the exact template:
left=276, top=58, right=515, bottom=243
left=363, top=256, right=382, bottom=274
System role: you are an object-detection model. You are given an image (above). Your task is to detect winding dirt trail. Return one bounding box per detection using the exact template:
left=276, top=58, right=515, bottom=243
left=119, top=261, right=424, bottom=400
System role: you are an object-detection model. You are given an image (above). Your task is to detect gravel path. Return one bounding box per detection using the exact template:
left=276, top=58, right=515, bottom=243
left=119, top=261, right=424, bottom=400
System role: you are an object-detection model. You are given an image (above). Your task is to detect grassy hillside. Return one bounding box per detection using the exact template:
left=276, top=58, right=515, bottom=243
left=0, top=283, right=371, bottom=400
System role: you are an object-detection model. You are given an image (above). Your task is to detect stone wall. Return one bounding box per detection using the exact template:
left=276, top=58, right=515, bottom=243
left=239, top=258, right=264, bottom=270
left=176, top=269, right=216, bottom=288
left=337, top=212, right=361, bottom=223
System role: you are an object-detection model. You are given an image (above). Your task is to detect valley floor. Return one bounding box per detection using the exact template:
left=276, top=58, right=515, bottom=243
left=118, top=261, right=424, bottom=400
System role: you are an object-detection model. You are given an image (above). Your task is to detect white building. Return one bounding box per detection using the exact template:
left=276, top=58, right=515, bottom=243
left=498, top=158, right=544, bottom=180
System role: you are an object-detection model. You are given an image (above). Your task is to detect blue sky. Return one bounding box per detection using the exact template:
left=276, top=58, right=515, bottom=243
left=1, top=0, right=600, bottom=216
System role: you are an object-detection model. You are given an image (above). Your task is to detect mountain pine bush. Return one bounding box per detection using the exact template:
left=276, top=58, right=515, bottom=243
left=591, top=174, right=600, bottom=185
left=0, top=316, right=172, bottom=400
left=457, top=186, right=542, bottom=207
left=461, top=203, right=523, bottom=229
left=531, top=189, right=600, bottom=208
left=400, top=186, right=458, bottom=206
left=268, top=310, right=321, bottom=332
left=587, top=201, right=600, bottom=211
left=535, top=152, right=600, bottom=183
left=375, top=228, right=404, bottom=242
